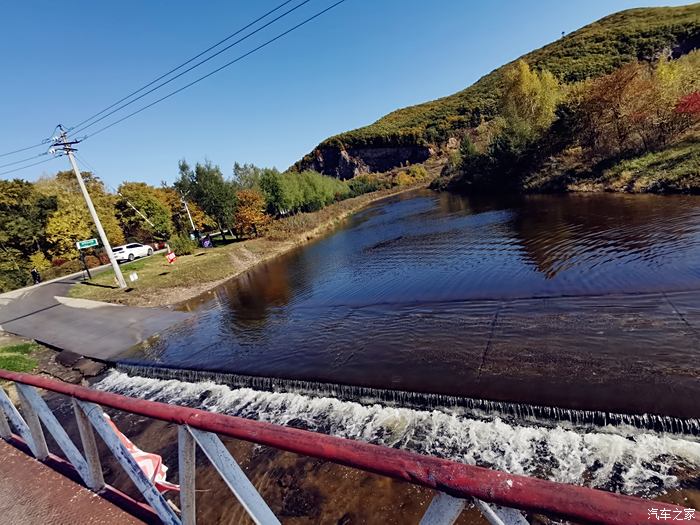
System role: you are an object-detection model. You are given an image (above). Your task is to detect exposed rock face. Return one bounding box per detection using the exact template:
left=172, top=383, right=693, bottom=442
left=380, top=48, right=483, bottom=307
left=299, top=145, right=433, bottom=179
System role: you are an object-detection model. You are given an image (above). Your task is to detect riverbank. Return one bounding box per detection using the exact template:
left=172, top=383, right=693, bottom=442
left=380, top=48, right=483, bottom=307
left=69, top=182, right=427, bottom=308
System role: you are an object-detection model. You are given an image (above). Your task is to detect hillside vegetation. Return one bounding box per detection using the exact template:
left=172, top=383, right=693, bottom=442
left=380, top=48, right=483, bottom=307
left=297, top=4, right=700, bottom=190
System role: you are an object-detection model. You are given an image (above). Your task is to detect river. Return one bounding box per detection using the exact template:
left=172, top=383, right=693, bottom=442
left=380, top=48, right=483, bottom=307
left=122, top=189, right=700, bottom=419
left=107, top=189, right=700, bottom=498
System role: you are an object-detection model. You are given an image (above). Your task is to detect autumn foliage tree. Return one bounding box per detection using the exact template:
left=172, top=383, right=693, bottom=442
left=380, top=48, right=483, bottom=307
left=232, top=189, right=269, bottom=238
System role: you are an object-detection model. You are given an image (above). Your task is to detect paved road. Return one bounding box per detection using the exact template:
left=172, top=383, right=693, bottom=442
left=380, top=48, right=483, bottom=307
left=0, top=272, right=188, bottom=361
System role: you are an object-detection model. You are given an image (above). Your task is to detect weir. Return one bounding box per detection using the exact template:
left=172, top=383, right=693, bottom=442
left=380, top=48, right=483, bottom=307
left=116, top=363, right=700, bottom=436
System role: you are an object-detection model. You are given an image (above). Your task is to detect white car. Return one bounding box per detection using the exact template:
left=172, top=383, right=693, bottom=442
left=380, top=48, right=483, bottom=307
left=112, top=243, right=153, bottom=262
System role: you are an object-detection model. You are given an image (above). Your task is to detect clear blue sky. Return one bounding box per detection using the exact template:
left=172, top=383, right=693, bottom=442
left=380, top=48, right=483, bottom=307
left=1, top=0, right=691, bottom=188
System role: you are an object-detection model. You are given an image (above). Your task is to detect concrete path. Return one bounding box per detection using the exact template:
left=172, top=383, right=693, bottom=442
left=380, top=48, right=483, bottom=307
left=0, top=440, right=143, bottom=524
left=0, top=273, right=188, bottom=361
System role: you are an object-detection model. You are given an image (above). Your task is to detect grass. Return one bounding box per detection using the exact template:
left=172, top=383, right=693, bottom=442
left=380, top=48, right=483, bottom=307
left=0, top=342, right=38, bottom=373
left=598, top=136, right=700, bottom=193
left=69, top=183, right=424, bottom=306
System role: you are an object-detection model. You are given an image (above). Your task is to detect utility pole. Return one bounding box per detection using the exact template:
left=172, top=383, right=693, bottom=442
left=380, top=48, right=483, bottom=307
left=53, top=127, right=127, bottom=289
left=181, top=195, right=196, bottom=233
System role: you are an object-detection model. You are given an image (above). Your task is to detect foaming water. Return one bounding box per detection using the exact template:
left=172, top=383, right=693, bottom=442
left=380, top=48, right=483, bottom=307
left=96, top=371, right=700, bottom=497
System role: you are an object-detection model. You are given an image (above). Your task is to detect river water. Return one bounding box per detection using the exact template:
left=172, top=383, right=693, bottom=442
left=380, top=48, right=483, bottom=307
left=113, top=189, right=700, bottom=498
left=125, top=189, right=700, bottom=418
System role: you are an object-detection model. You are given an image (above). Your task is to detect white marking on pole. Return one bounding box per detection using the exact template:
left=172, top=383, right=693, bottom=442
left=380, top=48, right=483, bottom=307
left=187, top=427, right=280, bottom=525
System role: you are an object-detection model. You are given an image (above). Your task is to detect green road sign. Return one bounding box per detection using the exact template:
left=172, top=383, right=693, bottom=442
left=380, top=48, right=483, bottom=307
left=76, top=238, right=99, bottom=250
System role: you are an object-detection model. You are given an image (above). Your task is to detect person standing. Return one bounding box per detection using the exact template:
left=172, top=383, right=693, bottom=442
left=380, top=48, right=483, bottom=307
left=30, top=267, right=41, bottom=285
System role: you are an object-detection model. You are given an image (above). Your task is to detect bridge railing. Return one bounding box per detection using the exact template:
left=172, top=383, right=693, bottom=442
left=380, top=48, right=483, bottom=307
left=0, top=369, right=694, bottom=525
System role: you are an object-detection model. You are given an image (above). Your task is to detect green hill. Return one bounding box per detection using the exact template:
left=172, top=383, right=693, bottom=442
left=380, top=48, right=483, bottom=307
left=296, top=4, right=700, bottom=182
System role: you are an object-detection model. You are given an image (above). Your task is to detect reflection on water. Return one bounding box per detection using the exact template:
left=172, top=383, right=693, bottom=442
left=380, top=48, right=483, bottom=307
left=128, top=190, right=700, bottom=417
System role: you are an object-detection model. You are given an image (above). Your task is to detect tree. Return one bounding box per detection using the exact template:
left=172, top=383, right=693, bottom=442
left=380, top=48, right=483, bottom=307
left=153, top=186, right=212, bottom=234
left=0, top=179, right=57, bottom=257
left=259, top=168, right=285, bottom=216
left=500, top=60, right=561, bottom=147
left=36, top=171, right=125, bottom=260
left=116, top=182, right=174, bottom=241
left=232, top=189, right=270, bottom=238
left=175, top=160, right=237, bottom=239
left=232, top=162, right=264, bottom=190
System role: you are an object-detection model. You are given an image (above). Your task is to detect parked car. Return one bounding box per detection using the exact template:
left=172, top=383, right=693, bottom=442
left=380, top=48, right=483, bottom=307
left=112, top=243, right=153, bottom=262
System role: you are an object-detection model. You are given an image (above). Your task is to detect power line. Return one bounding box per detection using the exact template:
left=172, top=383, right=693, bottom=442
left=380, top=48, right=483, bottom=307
left=0, top=140, right=50, bottom=159
left=0, top=152, right=48, bottom=170
left=0, top=155, right=62, bottom=177
left=68, top=0, right=295, bottom=133
left=0, top=126, right=60, bottom=159
left=84, top=0, right=347, bottom=140
left=68, top=0, right=312, bottom=137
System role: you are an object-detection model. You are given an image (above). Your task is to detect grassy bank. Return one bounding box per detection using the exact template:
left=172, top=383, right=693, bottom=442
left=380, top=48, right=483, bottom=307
left=0, top=341, right=38, bottom=373
left=69, top=183, right=425, bottom=307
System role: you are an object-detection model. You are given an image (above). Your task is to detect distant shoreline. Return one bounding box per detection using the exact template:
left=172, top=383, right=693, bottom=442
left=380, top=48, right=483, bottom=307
left=69, top=182, right=426, bottom=308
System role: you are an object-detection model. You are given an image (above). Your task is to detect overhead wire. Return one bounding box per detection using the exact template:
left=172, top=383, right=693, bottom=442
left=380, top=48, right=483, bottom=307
left=0, top=152, right=48, bottom=170
left=0, top=140, right=50, bottom=159
left=0, top=155, right=63, bottom=177
left=68, top=0, right=296, bottom=133
left=0, top=125, right=60, bottom=159
left=83, top=0, right=347, bottom=140
left=68, top=0, right=313, bottom=137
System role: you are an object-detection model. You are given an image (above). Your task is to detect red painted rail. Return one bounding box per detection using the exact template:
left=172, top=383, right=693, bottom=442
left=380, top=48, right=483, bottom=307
left=0, top=369, right=695, bottom=525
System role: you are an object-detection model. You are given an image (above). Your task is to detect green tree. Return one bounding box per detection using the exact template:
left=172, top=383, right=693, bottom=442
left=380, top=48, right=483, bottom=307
left=116, top=182, right=174, bottom=241
left=153, top=186, right=212, bottom=234
left=36, top=171, right=125, bottom=260
left=500, top=60, right=561, bottom=147
left=0, top=179, right=57, bottom=257
left=175, top=160, right=237, bottom=239
left=232, top=162, right=264, bottom=190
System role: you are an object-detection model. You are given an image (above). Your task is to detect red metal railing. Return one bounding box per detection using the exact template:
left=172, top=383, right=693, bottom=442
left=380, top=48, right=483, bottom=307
left=0, top=369, right=696, bottom=525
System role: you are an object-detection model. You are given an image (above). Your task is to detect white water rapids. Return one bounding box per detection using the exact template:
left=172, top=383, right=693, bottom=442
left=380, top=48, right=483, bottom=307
left=96, top=371, right=700, bottom=497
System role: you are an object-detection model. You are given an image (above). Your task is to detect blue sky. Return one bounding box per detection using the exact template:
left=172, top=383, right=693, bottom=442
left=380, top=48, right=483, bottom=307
left=1, top=0, right=691, bottom=188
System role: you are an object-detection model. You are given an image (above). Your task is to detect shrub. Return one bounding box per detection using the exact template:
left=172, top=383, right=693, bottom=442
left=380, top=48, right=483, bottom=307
left=84, top=255, right=101, bottom=268
left=348, top=174, right=382, bottom=196
left=168, top=233, right=197, bottom=256
left=29, top=252, right=51, bottom=271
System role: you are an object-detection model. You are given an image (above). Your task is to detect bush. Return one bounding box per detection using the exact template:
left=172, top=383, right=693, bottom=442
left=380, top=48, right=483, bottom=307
left=168, top=233, right=198, bottom=256
left=84, top=255, right=101, bottom=268
left=29, top=252, right=51, bottom=271
left=348, top=174, right=383, bottom=196
left=41, top=259, right=84, bottom=281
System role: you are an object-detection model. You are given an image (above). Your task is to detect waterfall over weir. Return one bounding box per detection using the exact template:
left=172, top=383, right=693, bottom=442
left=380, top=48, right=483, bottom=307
left=116, top=363, right=700, bottom=436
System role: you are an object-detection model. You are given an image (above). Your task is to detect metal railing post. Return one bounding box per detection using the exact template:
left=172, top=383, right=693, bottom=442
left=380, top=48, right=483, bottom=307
left=15, top=384, right=91, bottom=486
left=0, top=405, right=11, bottom=439
left=187, top=427, right=280, bottom=525
left=178, top=426, right=197, bottom=525
left=72, top=398, right=106, bottom=491
left=74, top=400, right=181, bottom=525
left=0, top=387, right=42, bottom=457
left=420, top=493, right=467, bottom=525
